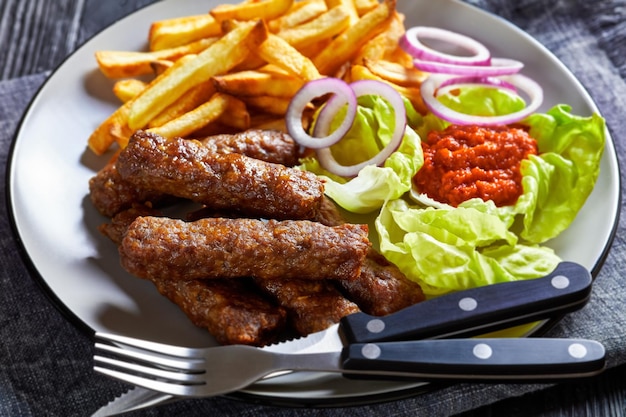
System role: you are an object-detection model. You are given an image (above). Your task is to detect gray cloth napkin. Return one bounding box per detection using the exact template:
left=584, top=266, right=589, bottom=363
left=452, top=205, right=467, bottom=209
left=1, top=0, right=625, bottom=415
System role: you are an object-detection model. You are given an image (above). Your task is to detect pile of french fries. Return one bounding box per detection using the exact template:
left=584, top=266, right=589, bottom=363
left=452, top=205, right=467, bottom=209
left=88, top=0, right=427, bottom=156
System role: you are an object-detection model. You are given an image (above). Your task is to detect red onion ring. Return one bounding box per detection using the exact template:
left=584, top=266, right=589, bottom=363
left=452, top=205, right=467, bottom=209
left=285, top=78, right=357, bottom=149
left=412, top=57, right=523, bottom=76
left=400, top=26, right=491, bottom=66
left=421, top=73, right=544, bottom=125
left=316, top=80, right=407, bottom=177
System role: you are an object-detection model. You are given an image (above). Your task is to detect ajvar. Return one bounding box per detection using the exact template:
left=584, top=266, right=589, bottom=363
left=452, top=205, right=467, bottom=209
left=413, top=124, right=538, bottom=207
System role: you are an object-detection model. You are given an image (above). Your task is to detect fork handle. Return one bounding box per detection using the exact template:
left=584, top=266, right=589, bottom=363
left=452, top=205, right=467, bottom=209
left=341, top=338, right=605, bottom=382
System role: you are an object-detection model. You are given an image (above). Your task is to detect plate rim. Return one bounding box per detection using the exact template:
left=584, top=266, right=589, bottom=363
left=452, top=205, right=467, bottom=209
left=4, top=0, right=622, bottom=407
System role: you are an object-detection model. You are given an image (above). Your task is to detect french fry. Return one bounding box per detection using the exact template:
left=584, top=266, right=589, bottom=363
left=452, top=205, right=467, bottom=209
left=242, top=95, right=292, bottom=116
left=87, top=55, right=197, bottom=154
left=387, top=44, right=415, bottom=68
left=354, top=0, right=379, bottom=15
left=112, top=79, right=147, bottom=103
left=295, top=38, right=332, bottom=59
left=90, top=0, right=417, bottom=156
left=218, top=96, right=251, bottom=130
left=147, top=92, right=233, bottom=138
left=149, top=14, right=222, bottom=51
left=250, top=115, right=288, bottom=131
left=210, top=0, right=294, bottom=22
left=313, top=0, right=396, bottom=76
left=324, top=0, right=359, bottom=25
left=95, top=37, right=218, bottom=78
left=148, top=81, right=216, bottom=128
left=350, top=64, right=427, bottom=114
left=277, top=5, right=351, bottom=49
left=256, top=33, right=322, bottom=80
left=363, top=58, right=427, bottom=87
left=150, top=60, right=174, bottom=76
left=212, top=69, right=305, bottom=97
left=128, top=20, right=268, bottom=130
left=87, top=102, right=132, bottom=155
left=268, top=0, right=327, bottom=32
left=353, top=10, right=405, bottom=63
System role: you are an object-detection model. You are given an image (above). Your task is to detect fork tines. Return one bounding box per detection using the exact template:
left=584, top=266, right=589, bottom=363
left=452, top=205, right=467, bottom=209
left=93, top=332, right=207, bottom=396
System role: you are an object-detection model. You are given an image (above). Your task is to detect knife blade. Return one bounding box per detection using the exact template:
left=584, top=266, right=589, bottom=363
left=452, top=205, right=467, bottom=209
left=91, top=387, right=174, bottom=417
left=263, top=261, right=591, bottom=354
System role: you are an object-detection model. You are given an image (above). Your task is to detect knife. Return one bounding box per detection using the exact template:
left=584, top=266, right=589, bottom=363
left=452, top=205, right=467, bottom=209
left=91, top=336, right=605, bottom=416
left=92, top=261, right=592, bottom=415
left=94, top=337, right=606, bottom=400
left=263, top=261, right=591, bottom=353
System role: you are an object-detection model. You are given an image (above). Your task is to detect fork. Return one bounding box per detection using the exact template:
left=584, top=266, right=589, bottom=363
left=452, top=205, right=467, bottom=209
left=93, top=332, right=606, bottom=398
left=94, top=332, right=361, bottom=398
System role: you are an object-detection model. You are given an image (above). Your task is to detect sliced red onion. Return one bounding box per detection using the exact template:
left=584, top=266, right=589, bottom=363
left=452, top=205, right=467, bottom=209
left=421, top=73, right=544, bottom=125
left=400, top=26, right=491, bottom=66
left=285, top=78, right=357, bottom=149
left=316, top=80, right=407, bottom=177
left=413, top=57, right=523, bottom=76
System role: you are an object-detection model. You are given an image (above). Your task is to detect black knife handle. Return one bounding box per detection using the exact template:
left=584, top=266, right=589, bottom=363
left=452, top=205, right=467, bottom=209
left=342, top=338, right=605, bottom=381
left=341, top=262, right=591, bottom=344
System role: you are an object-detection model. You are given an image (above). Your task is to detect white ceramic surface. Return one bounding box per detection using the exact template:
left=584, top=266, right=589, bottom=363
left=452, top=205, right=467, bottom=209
left=7, top=0, right=620, bottom=403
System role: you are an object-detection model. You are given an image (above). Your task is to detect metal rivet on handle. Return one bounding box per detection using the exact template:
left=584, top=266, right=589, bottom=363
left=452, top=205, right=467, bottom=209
left=361, top=343, right=381, bottom=359
left=568, top=343, right=588, bottom=359
left=366, top=319, right=385, bottom=334
left=473, top=343, right=493, bottom=359
left=551, top=275, right=570, bottom=290
left=459, top=297, right=478, bottom=312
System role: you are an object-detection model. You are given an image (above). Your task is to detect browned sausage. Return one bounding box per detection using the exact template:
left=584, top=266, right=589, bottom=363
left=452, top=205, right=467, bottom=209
left=89, top=129, right=301, bottom=217
left=115, top=131, right=323, bottom=220
left=119, top=216, right=370, bottom=282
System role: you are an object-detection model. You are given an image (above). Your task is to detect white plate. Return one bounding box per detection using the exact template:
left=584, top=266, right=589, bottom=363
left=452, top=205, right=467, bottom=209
left=7, top=0, right=620, bottom=405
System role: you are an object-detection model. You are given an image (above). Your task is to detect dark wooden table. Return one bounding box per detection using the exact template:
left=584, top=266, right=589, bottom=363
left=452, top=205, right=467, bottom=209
left=2, top=0, right=625, bottom=415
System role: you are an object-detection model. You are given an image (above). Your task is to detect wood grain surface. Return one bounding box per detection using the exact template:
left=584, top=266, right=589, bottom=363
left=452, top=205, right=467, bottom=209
left=1, top=0, right=624, bottom=416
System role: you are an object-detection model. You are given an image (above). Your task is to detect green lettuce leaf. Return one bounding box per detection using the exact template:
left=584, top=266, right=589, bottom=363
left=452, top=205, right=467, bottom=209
left=419, top=89, right=606, bottom=244
left=374, top=90, right=604, bottom=295
left=438, top=85, right=526, bottom=116
left=514, top=105, right=606, bottom=242
left=376, top=199, right=561, bottom=296
left=299, top=95, right=423, bottom=213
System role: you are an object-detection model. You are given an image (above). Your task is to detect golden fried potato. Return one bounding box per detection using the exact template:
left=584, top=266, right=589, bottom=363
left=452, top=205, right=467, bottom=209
left=350, top=64, right=427, bottom=114
left=87, top=55, right=197, bottom=154
left=242, top=95, right=293, bottom=116
left=267, top=0, right=327, bottom=32
left=148, top=81, right=216, bottom=128
left=150, top=60, right=174, bottom=75
left=112, top=79, right=147, bottom=102
left=218, top=96, right=251, bottom=130
left=354, top=0, right=379, bottom=15
left=149, top=14, right=222, bottom=51
left=210, top=0, right=294, bottom=22
left=256, top=34, right=322, bottom=80
left=363, top=58, right=426, bottom=87
left=90, top=0, right=419, bottom=157
left=95, top=37, right=218, bottom=78
left=324, top=0, right=359, bottom=25
left=353, top=10, right=405, bottom=64
left=313, top=0, right=396, bottom=76
left=146, top=92, right=234, bottom=138
left=212, top=69, right=305, bottom=97
left=276, top=5, right=351, bottom=49
left=128, top=20, right=268, bottom=130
